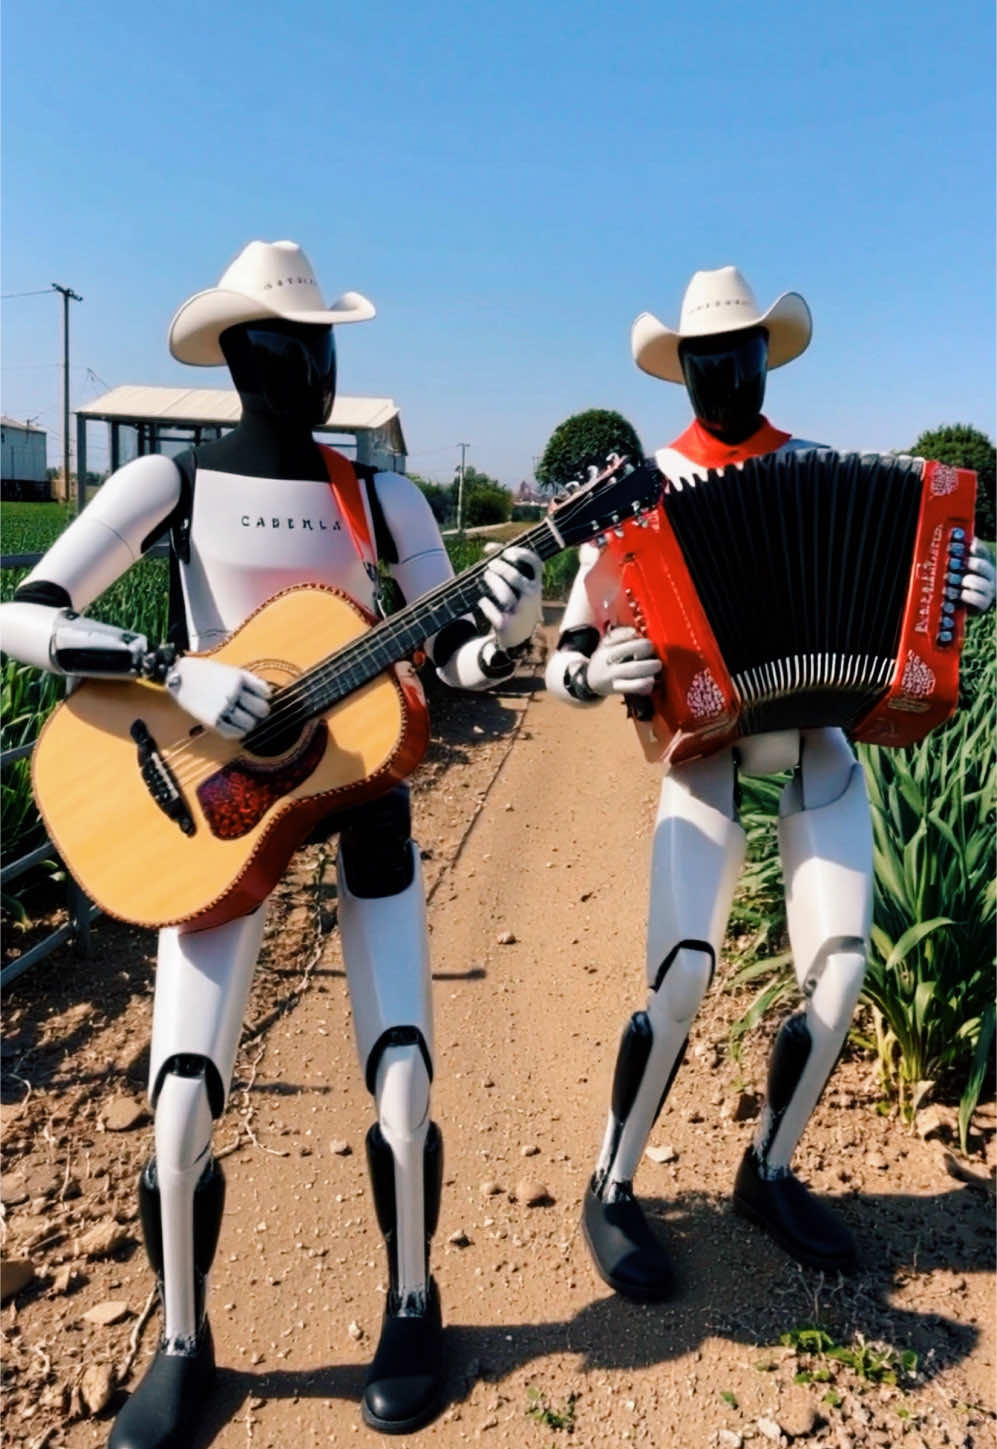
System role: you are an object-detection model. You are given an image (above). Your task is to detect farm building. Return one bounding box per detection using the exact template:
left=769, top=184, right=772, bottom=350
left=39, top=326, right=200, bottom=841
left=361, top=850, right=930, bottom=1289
left=1, top=416, right=49, bottom=501
left=73, top=385, right=407, bottom=509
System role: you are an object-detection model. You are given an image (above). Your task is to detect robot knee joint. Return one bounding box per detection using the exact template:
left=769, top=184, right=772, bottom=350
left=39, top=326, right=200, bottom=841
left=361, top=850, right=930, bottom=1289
left=151, top=1052, right=224, bottom=1119
left=802, top=938, right=866, bottom=999
left=154, top=1059, right=215, bottom=1174
left=651, top=942, right=715, bottom=1024
left=370, top=1035, right=432, bottom=1137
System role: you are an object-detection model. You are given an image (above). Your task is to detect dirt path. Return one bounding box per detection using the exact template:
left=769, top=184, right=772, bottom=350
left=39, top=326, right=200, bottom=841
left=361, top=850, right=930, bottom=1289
left=2, top=617, right=994, bottom=1448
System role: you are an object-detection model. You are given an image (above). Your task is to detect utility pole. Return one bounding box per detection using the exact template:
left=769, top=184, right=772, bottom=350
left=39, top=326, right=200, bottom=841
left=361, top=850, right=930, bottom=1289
left=52, top=283, right=83, bottom=510
left=456, top=441, right=470, bottom=533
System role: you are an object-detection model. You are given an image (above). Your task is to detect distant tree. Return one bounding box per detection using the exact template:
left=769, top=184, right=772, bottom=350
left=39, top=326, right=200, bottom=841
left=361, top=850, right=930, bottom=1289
left=908, top=424, right=995, bottom=540
left=450, top=465, right=512, bottom=528
left=536, top=409, right=644, bottom=494
left=409, top=472, right=454, bottom=526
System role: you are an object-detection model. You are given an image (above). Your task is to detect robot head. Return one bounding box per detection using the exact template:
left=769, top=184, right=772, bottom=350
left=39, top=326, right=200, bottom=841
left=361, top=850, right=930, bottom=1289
left=678, top=325, right=769, bottom=444
left=220, top=318, right=336, bottom=427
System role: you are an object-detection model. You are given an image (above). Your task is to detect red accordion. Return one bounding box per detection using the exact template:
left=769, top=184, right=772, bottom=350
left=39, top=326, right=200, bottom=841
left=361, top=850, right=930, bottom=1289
left=600, top=451, right=977, bottom=764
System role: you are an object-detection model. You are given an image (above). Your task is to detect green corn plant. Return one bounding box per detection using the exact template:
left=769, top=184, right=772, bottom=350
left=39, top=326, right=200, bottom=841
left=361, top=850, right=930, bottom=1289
left=858, top=614, right=995, bottom=1148
left=725, top=614, right=994, bottom=1151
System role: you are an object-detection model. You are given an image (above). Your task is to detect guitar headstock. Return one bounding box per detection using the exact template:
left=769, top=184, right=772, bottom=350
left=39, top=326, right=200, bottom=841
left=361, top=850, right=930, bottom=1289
left=547, top=454, right=662, bottom=547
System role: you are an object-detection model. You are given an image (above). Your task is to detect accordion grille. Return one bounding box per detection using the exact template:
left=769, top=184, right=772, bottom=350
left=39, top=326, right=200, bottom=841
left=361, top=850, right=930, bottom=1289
left=662, top=451, right=923, bottom=735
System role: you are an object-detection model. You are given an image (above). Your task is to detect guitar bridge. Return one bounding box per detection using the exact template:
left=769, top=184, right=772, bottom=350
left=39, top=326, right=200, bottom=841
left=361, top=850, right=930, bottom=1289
left=130, top=719, right=195, bottom=835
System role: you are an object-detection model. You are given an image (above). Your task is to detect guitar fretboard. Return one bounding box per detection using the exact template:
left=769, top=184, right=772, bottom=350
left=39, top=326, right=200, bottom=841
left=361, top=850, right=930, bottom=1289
left=243, top=518, right=563, bottom=748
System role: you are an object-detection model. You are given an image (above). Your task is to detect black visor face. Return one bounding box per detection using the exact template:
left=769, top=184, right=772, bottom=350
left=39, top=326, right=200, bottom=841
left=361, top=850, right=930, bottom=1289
left=222, top=320, right=336, bottom=425
left=679, top=327, right=768, bottom=441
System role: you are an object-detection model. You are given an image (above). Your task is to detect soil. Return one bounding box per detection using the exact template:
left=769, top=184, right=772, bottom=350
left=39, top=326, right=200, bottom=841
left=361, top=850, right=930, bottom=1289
left=2, top=610, right=994, bottom=1449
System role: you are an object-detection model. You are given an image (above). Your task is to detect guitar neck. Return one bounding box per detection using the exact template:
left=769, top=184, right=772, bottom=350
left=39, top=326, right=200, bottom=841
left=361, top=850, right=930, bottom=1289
left=249, top=516, right=565, bottom=739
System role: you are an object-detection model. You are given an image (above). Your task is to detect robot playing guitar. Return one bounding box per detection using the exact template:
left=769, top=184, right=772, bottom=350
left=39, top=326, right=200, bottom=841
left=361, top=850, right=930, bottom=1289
left=1, top=240, right=549, bottom=1445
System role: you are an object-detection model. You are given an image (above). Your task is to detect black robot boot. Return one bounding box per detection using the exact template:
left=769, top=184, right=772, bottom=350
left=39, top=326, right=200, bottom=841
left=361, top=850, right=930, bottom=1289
left=732, top=1012, right=857, bottom=1272
left=109, top=1158, right=224, bottom=1449
left=362, top=1122, right=445, bottom=1434
left=582, top=1011, right=677, bottom=1301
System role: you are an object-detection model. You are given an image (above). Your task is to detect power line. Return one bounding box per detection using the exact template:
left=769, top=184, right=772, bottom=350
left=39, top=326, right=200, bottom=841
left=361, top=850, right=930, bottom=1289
left=1, top=288, right=55, bottom=299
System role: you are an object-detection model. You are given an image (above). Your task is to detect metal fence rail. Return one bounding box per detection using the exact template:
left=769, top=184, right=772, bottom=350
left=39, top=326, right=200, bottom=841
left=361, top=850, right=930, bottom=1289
left=2, top=549, right=100, bottom=986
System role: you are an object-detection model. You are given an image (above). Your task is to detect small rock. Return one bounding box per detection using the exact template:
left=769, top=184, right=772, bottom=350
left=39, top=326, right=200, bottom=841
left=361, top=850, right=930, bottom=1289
left=514, top=1179, right=552, bottom=1207
left=496, top=931, right=516, bottom=945
left=76, top=1220, right=129, bottom=1259
left=83, top=1299, right=131, bottom=1326
left=448, top=1230, right=472, bottom=1248
left=0, top=1173, right=28, bottom=1207
left=756, top=1418, right=782, bottom=1443
left=51, top=1265, right=80, bottom=1295
left=731, top=1091, right=761, bottom=1123
left=777, top=1387, right=818, bottom=1438
left=328, top=1139, right=352, bottom=1157
left=520, top=1144, right=540, bottom=1157
left=347, top=1320, right=364, bottom=1341
left=717, top=1433, right=743, bottom=1449
left=0, top=1256, right=35, bottom=1303
left=80, top=1363, right=115, bottom=1416
left=865, top=1152, right=888, bottom=1172
left=645, top=1143, right=677, bottom=1164
left=915, top=1105, right=947, bottom=1141
left=480, top=1180, right=502, bottom=1197
left=480, top=1415, right=499, bottom=1430
left=103, top=1096, right=149, bottom=1132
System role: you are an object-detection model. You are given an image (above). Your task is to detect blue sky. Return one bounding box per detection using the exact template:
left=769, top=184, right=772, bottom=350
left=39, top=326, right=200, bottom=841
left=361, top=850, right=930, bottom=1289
left=3, top=0, right=994, bottom=484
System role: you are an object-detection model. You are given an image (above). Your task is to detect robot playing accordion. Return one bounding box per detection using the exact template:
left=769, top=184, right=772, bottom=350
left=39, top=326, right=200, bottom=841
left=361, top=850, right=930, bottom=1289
left=545, top=266, right=995, bottom=1297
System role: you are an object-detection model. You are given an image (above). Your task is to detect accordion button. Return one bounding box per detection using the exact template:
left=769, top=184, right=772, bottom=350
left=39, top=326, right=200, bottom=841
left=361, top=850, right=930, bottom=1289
left=952, top=528, right=966, bottom=540
left=938, top=631, right=954, bottom=645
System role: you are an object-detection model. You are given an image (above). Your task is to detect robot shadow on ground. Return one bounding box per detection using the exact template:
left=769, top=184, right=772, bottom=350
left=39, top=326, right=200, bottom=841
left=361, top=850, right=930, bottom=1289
left=174, top=1183, right=987, bottom=1447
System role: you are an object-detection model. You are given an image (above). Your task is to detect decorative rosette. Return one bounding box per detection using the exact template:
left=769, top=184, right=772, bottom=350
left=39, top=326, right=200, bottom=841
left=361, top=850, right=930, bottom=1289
left=687, top=669, right=727, bottom=719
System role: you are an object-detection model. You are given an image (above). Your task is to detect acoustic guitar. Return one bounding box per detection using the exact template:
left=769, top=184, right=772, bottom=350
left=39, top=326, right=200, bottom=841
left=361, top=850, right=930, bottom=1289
left=32, top=457, right=661, bottom=931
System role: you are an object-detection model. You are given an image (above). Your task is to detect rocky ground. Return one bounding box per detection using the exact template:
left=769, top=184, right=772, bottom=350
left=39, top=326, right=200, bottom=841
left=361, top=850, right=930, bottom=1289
left=2, top=614, right=995, bottom=1449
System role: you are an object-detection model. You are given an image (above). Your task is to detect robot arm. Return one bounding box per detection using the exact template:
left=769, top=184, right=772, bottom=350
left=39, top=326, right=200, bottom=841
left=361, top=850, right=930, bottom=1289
left=0, top=454, right=270, bottom=739
left=545, top=544, right=661, bottom=705
left=371, top=471, right=542, bottom=691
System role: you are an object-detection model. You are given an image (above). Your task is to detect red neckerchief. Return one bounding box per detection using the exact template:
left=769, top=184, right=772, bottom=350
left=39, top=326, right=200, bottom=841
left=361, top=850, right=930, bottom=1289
left=667, top=416, right=792, bottom=468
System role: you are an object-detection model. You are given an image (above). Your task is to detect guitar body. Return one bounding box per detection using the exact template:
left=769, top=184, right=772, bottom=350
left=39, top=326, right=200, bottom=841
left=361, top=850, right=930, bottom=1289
left=32, top=586, right=429, bottom=932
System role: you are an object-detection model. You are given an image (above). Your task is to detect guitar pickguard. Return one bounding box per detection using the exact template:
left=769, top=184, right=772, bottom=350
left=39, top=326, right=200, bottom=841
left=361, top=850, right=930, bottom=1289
left=196, top=722, right=329, bottom=840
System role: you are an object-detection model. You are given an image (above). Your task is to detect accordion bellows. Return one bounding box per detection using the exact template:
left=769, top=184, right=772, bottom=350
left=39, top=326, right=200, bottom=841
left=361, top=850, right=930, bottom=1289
left=601, top=450, right=976, bottom=764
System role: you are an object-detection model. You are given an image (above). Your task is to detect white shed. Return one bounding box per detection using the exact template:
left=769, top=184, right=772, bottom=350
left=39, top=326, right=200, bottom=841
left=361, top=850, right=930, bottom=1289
left=1, top=416, right=49, bottom=499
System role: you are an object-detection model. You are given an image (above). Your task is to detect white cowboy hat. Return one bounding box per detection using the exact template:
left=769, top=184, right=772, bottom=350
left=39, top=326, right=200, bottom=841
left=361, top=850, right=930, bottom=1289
left=168, top=239, right=376, bottom=366
left=631, top=265, right=812, bottom=383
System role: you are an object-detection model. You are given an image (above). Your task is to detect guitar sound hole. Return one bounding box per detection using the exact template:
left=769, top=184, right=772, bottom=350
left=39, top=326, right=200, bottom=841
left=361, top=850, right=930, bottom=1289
left=246, top=719, right=308, bottom=759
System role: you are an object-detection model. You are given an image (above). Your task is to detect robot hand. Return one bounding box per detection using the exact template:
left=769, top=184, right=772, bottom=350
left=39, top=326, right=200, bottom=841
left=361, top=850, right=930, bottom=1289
left=961, top=538, right=996, bottom=613
left=476, top=545, right=543, bottom=651
left=583, top=626, right=662, bottom=697
left=165, top=657, right=271, bottom=739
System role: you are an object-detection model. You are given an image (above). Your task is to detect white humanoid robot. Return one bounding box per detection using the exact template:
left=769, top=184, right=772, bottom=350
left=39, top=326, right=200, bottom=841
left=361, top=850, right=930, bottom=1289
left=545, top=266, right=996, bottom=1299
left=1, top=240, right=542, bottom=1444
